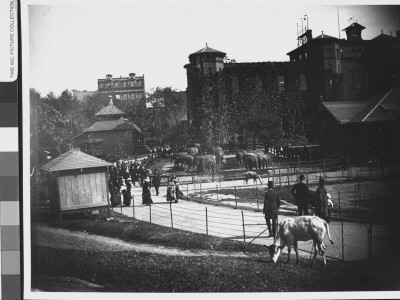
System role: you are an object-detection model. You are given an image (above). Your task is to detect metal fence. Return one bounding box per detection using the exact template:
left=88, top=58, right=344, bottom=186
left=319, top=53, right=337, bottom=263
left=114, top=198, right=393, bottom=262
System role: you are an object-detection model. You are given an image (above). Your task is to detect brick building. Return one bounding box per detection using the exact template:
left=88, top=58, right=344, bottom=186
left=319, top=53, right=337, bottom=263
left=184, top=22, right=400, bottom=151
left=184, top=45, right=308, bottom=135
left=97, top=73, right=146, bottom=106
left=287, top=23, right=400, bottom=102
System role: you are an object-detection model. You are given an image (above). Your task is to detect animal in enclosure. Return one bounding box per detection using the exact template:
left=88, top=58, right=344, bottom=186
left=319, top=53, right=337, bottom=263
left=189, top=143, right=201, bottom=154
left=174, top=153, right=194, bottom=171
left=236, top=149, right=247, bottom=167
left=194, top=155, right=216, bottom=173
left=243, top=153, right=259, bottom=170
left=248, top=150, right=272, bottom=169
left=257, top=154, right=272, bottom=169
left=244, top=171, right=263, bottom=185
left=264, top=216, right=334, bottom=266
left=213, top=146, right=225, bottom=165
left=186, top=147, right=199, bottom=156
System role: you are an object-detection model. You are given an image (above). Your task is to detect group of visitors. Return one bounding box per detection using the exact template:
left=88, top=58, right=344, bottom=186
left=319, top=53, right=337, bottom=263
left=141, top=170, right=184, bottom=206
left=290, top=174, right=332, bottom=223
left=263, top=174, right=332, bottom=237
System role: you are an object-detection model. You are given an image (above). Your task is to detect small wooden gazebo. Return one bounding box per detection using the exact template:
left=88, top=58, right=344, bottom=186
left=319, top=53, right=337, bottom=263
left=41, top=149, right=113, bottom=221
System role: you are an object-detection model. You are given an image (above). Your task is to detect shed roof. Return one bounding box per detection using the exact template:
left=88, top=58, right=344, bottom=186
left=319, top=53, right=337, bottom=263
left=322, top=88, right=400, bottom=124
left=84, top=118, right=142, bottom=133
left=41, top=149, right=112, bottom=172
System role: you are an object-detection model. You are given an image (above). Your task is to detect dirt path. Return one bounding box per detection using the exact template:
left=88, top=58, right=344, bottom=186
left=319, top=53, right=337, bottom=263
left=32, top=225, right=251, bottom=258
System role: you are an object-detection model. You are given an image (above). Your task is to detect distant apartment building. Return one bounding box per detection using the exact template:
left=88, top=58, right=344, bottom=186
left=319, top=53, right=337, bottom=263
left=97, top=73, right=146, bottom=105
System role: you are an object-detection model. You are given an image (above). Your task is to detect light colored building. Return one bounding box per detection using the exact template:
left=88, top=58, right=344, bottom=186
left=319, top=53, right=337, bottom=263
left=97, top=73, right=145, bottom=106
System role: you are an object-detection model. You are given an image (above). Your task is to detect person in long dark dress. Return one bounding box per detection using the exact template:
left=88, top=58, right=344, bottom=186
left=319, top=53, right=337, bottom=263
left=315, top=177, right=329, bottom=223
left=142, top=177, right=153, bottom=206
left=167, top=176, right=176, bottom=202
left=153, top=169, right=161, bottom=196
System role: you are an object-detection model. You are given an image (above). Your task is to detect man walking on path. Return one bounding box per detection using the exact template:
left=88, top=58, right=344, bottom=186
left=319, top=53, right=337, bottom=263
left=291, top=174, right=310, bottom=216
left=263, top=180, right=281, bottom=237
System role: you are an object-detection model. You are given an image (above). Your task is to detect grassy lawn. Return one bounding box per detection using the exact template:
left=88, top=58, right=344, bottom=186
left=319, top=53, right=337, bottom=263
left=31, top=213, right=400, bottom=292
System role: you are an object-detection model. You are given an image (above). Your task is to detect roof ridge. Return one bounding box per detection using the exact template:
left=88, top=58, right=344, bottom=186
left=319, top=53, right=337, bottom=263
left=362, top=89, right=393, bottom=122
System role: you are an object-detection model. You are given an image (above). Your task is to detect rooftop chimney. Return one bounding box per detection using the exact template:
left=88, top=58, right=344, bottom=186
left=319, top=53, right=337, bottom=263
left=106, top=74, right=112, bottom=79
left=129, top=73, right=135, bottom=79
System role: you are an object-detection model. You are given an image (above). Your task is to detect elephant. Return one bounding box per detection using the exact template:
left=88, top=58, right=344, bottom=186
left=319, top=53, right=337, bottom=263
left=194, top=155, right=216, bottom=173
left=186, top=147, right=199, bottom=156
left=174, top=152, right=194, bottom=171
left=256, top=154, right=272, bottom=169
left=247, top=150, right=272, bottom=170
left=189, top=143, right=201, bottom=154
left=243, top=153, right=259, bottom=170
left=236, top=149, right=248, bottom=167
left=213, top=146, right=225, bottom=165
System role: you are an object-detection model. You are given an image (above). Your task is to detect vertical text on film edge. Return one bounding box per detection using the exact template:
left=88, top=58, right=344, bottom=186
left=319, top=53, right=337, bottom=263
left=9, top=0, right=15, bottom=79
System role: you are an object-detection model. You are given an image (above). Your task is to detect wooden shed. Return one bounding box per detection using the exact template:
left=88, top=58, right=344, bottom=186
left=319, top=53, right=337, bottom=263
left=41, top=149, right=113, bottom=221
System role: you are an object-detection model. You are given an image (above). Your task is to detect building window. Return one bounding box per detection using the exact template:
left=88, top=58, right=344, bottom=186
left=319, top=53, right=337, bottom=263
left=299, top=73, right=307, bottom=91
left=350, top=70, right=364, bottom=89
left=277, top=75, right=285, bottom=92
left=304, top=52, right=308, bottom=61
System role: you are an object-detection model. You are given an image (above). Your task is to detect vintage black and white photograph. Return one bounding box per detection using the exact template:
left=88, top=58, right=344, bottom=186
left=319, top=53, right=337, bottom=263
left=22, top=0, right=400, bottom=298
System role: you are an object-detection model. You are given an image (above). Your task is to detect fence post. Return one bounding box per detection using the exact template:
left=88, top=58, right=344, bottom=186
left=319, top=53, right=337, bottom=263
left=206, top=207, right=208, bottom=235
left=339, top=191, right=344, bottom=261
left=256, top=187, right=259, bottom=211
left=169, top=201, right=173, bottom=229
left=120, top=204, right=123, bottom=214
left=200, top=182, right=202, bottom=200
left=279, top=163, right=281, bottom=188
left=216, top=185, right=219, bottom=206
left=235, top=186, right=237, bottom=208
left=241, top=210, right=246, bottom=242
left=187, top=183, right=189, bottom=197
left=132, top=200, right=135, bottom=219
left=306, top=172, right=308, bottom=184
left=287, top=166, right=290, bottom=188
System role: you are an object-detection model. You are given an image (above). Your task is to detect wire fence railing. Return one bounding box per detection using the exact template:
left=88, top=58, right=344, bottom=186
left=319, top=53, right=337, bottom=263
left=114, top=199, right=394, bottom=262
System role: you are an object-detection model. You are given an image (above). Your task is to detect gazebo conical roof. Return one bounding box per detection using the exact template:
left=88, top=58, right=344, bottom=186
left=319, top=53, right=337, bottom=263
left=95, top=97, right=125, bottom=118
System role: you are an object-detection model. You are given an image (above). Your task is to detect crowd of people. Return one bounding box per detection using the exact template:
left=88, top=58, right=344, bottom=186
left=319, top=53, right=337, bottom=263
left=107, top=156, right=185, bottom=207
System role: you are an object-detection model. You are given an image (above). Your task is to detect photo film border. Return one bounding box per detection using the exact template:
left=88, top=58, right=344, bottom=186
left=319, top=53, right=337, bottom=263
left=0, top=0, right=21, bottom=299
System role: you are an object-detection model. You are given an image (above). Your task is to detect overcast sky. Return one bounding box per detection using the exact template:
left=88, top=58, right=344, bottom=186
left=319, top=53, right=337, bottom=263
left=27, top=0, right=400, bottom=96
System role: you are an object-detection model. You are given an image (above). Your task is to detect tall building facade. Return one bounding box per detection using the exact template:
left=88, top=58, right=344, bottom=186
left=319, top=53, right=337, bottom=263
left=184, top=23, right=400, bottom=130
left=97, top=73, right=145, bottom=105
left=287, top=23, right=400, bottom=102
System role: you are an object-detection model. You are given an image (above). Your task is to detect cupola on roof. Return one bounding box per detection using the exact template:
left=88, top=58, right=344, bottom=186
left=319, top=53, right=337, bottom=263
left=95, top=97, right=125, bottom=118
left=189, top=44, right=226, bottom=57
